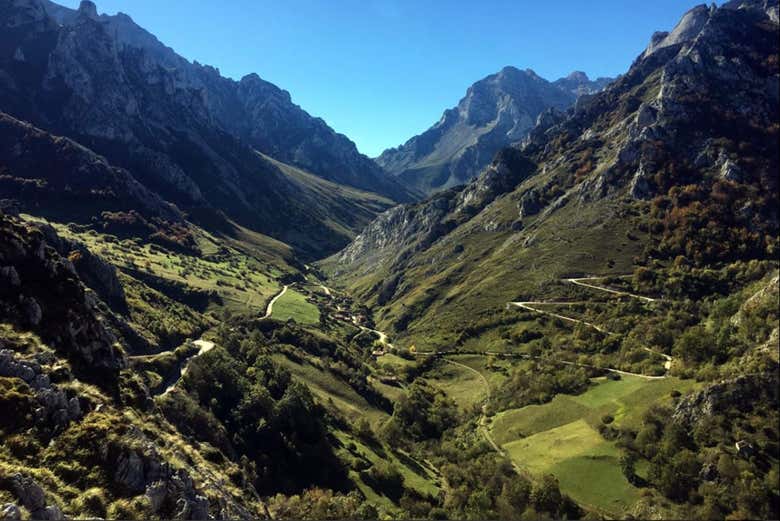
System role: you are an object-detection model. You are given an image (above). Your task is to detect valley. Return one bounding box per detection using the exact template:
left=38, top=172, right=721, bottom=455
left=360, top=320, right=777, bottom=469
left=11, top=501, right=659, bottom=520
left=0, top=0, right=778, bottom=520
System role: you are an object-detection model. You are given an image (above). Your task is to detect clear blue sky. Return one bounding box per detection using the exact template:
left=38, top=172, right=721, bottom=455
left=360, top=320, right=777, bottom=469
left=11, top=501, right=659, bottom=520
left=59, top=0, right=703, bottom=157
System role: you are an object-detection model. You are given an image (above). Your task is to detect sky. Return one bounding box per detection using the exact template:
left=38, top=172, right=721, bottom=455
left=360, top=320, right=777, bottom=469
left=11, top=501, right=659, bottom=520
left=58, top=0, right=703, bottom=157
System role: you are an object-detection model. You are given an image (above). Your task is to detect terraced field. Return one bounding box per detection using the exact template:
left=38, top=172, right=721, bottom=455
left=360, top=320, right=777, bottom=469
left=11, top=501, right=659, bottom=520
left=490, top=375, right=700, bottom=514
left=270, top=288, right=321, bottom=324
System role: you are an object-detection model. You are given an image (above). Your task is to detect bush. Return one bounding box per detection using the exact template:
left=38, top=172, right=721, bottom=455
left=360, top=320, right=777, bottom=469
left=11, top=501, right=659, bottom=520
left=72, top=488, right=108, bottom=518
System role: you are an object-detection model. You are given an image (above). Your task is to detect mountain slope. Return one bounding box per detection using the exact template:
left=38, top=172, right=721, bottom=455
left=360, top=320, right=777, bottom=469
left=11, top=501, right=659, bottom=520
left=327, top=0, right=779, bottom=349
left=375, top=67, right=611, bottom=194
left=38, top=0, right=413, bottom=203
left=0, top=0, right=407, bottom=258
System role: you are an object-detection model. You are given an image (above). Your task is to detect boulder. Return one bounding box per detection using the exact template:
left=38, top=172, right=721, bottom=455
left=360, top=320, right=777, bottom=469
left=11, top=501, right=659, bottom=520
left=115, top=450, right=146, bottom=493
left=0, top=503, right=21, bottom=521
left=518, top=189, right=543, bottom=218
left=9, top=474, right=46, bottom=513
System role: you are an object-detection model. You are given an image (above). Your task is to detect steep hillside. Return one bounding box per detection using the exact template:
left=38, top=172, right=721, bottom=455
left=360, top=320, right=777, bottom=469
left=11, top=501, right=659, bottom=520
left=0, top=212, right=359, bottom=519
left=34, top=0, right=412, bottom=202
left=0, top=0, right=409, bottom=259
left=327, top=0, right=779, bottom=352
left=324, top=4, right=779, bottom=517
left=375, top=67, right=611, bottom=194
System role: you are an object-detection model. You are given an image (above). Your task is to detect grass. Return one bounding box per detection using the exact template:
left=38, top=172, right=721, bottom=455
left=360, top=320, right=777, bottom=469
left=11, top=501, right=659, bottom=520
left=425, top=360, right=487, bottom=411
left=261, top=153, right=395, bottom=243
left=492, top=375, right=700, bottom=515
left=323, top=178, right=646, bottom=354
left=23, top=215, right=284, bottom=317
left=569, top=376, right=650, bottom=409
left=332, top=430, right=441, bottom=509
left=272, top=354, right=387, bottom=426
left=271, top=289, right=321, bottom=325
left=492, top=396, right=589, bottom=443
left=504, top=419, right=639, bottom=514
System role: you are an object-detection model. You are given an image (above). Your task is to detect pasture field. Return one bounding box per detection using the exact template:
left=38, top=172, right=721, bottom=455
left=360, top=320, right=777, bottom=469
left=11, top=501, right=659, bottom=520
left=493, top=375, right=700, bottom=515
left=271, top=288, right=321, bottom=324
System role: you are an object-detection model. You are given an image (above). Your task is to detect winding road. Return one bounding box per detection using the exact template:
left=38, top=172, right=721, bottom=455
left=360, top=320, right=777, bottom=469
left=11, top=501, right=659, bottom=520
left=262, top=285, right=289, bottom=319
left=510, top=301, right=612, bottom=334
left=162, top=339, right=216, bottom=396
left=509, top=275, right=673, bottom=377
left=565, top=277, right=658, bottom=303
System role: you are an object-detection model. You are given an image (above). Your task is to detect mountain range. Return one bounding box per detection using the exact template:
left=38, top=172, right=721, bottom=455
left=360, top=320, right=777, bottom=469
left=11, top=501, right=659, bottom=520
left=329, top=0, right=779, bottom=346
left=0, top=0, right=413, bottom=258
left=376, top=67, right=613, bottom=194
left=0, top=0, right=778, bottom=520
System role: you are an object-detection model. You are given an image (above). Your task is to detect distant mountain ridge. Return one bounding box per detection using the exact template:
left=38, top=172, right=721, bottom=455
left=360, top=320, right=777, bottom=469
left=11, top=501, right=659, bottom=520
left=375, top=67, right=613, bottom=194
left=0, top=0, right=408, bottom=257
left=37, top=0, right=413, bottom=202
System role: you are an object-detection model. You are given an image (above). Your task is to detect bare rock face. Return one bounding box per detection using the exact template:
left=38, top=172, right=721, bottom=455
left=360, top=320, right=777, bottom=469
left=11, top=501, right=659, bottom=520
left=6, top=475, right=63, bottom=520
left=672, top=373, right=779, bottom=428
left=376, top=67, right=601, bottom=194
left=518, top=188, right=543, bottom=218
left=77, top=0, right=97, bottom=18
left=0, top=214, right=127, bottom=375
left=643, top=4, right=715, bottom=57
left=38, top=223, right=127, bottom=310
left=0, top=503, right=22, bottom=521
left=102, top=426, right=216, bottom=519
left=0, top=349, right=85, bottom=432
left=9, top=474, right=45, bottom=513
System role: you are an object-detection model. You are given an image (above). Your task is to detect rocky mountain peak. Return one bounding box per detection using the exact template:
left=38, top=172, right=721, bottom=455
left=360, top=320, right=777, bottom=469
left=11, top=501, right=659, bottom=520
left=377, top=64, right=615, bottom=194
left=565, top=70, right=590, bottom=82
left=643, top=3, right=714, bottom=57
left=77, top=0, right=97, bottom=19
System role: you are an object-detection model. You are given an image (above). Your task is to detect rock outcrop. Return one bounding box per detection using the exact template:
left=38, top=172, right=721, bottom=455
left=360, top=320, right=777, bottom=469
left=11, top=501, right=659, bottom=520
left=0, top=349, right=84, bottom=433
left=376, top=67, right=612, bottom=194
left=7, top=474, right=63, bottom=520
left=672, top=373, right=779, bottom=428
left=0, top=213, right=126, bottom=375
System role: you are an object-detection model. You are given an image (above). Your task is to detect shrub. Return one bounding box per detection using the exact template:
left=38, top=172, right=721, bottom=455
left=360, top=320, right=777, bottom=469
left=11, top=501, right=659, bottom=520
left=72, top=488, right=108, bottom=518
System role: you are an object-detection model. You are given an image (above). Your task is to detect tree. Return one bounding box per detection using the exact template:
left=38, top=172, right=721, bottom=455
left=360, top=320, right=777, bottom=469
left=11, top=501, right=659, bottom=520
left=531, top=475, right=562, bottom=515
left=620, top=452, right=638, bottom=485
left=496, top=479, right=531, bottom=519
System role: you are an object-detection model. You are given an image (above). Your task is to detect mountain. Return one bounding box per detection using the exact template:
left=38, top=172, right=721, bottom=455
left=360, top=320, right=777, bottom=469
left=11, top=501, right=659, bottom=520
left=552, top=70, right=614, bottom=97
left=38, top=0, right=413, bottom=203
left=375, top=67, right=612, bottom=194
left=1, top=0, right=779, bottom=519
left=324, top=4, right=779, bottom=515
left=0, top=0, right=408, bottom=258
left=327, top=0, right=778, bottom=352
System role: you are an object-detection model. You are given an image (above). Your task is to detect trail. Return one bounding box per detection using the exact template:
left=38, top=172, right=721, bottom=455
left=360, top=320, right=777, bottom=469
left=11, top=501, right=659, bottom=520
left=162, top=339, right=216, bottom=396
left=508, top=275, right=673, bottom=375
left=439, top=358, right=506, bottom=457
left=319, top=282, right=394, bottom=349
left=262, top=285, right=289, bottom=319
left=565, top=276, right=658, bottom=303
left=510, top=301, right=612, bottom=334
